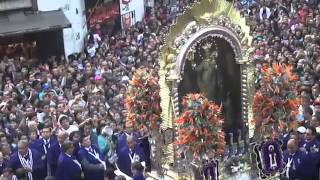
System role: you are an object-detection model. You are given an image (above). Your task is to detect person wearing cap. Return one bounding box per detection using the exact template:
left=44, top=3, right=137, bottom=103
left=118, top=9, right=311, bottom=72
left=297, top=126, right=307, bottom=135
left=295, top=127, right=307, bottom=148
left=282, top=139, right=306, bottom=179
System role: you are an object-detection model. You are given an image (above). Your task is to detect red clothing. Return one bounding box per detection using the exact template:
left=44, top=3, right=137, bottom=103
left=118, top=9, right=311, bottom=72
left=298, top=10, right=306, bottom=23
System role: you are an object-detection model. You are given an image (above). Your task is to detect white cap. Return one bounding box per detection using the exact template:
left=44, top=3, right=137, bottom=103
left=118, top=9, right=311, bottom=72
left=297, top=126, right=307, bottom=134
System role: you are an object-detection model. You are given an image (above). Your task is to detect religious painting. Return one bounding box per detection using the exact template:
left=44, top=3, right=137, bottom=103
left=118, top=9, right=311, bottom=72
left=178, top=36, right=242, bottom=139
left=254, top=140, right=285, bottom=179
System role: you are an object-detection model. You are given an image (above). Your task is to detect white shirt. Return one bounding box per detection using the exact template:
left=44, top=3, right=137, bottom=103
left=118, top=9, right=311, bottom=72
left=37, top=112, right=45, bottom=123
left=88, top=34, right=101, bottom=49
left=87, top=46, right=96, bottom=58
left=58, top=125, right=79, bottom=135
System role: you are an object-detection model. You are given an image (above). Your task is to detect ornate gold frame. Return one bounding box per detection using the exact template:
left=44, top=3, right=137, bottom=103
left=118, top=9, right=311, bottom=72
left=158, top=0, right=255, bottom=167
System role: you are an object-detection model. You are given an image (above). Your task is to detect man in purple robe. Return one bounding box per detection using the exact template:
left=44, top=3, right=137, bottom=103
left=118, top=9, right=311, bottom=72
left=55, top=140, right=82, bottom=180
left=7, top=140, right=45, bottom=180
left=32, top=127, right=58, bottom=177
left=283, top=139, right=306, bottom=179
left=202, top=159, right=217, bottom=180
left=117, top=135, right=144, bottom=177
left=302, top=127, right=320, bottom=154
left=48, top=131, right=68, bottom=176
left=77, top=135, right=105, bottom=180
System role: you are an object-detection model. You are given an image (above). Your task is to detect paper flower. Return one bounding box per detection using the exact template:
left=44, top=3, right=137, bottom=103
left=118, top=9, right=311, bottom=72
left=125, top=68, right=161, bottom=130
left=253, top=63, right=300, bottom=136
left=175, top=93, right=225, bottom=159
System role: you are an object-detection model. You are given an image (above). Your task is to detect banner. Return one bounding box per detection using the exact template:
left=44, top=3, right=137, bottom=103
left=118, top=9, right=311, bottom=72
left=144, top=0, right=154, bottom=7
left=89, top=3, right=119, bottom=28
left=120, top=0, right=144, bottom=28
left=121, top=11, right=135, bottom=29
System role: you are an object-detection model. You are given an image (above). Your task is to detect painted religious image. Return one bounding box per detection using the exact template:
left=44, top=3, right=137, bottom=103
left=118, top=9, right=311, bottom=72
left=254, top=140, right=285, bottom=179
left=178, top=36, right=242, bottom=137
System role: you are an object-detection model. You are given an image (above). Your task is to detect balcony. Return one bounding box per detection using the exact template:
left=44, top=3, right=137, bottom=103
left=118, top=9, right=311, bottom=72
left=0, top=0, right=32, bottom=12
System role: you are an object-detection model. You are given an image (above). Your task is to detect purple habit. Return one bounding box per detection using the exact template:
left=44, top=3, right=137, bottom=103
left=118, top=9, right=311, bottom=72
left=202, top=159, right=218, bottom=180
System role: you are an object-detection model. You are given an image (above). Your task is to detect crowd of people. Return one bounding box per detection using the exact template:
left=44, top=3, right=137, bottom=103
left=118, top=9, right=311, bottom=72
left=0, top=0, right=191, bottom=179
left=235, top=0, right=320, bottom=179
left=1, top=0, right=320, bottom=179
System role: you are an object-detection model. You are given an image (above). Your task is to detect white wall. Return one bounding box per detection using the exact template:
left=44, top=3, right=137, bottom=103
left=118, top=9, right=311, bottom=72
left=37, top=0, right=65, bottom=11
left=120, top=0, right=145, bottom=23
left=0, top=0, right=32, bottom=12
left=37, top=0, right=87, bottom=57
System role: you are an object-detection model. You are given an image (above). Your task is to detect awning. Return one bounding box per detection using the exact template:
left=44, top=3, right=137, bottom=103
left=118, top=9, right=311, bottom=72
left=0, top=10, right=71, bottom=37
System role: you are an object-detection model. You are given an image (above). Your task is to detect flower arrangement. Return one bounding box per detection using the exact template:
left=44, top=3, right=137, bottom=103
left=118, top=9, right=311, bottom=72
left=125, top=68, right=161, bottom=130
left=253, top=63, right=300, bottom=136
left=176, top=93, right=225, bottom=159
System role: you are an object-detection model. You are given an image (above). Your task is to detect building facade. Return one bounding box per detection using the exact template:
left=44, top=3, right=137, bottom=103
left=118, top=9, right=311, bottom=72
left=37, top=0, right=87, bottom=57
left=0, top=0, right=87, bottom=58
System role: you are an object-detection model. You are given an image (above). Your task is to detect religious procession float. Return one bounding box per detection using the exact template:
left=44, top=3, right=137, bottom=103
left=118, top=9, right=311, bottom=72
left=125, top=0, right=302, bottom=179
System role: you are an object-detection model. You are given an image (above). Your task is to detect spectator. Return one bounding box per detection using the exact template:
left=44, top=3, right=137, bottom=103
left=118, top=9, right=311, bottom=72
left=0, top=168, right=17, bottom=180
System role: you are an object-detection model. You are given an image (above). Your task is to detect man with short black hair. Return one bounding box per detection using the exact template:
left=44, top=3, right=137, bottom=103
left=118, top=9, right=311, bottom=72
left=303, top=127, right=320, bottom=154
left=77, top=135, right=105, bottom=180
left=48, top=131, right=68, bottom=176
left=55, top=140, right=82, bottom=180
left=32, top=126, right=57, bottom=177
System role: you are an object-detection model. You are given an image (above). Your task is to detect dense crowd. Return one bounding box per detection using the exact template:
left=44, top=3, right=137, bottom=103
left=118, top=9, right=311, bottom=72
left=236, top=0, right=320, bottom=179
left=0, top=0, right=190, bottom=180
left=1, top=0, right=320, bottom=179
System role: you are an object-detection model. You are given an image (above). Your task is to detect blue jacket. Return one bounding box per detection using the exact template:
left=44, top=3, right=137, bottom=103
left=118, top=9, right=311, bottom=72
left=296, top=152, right=320, bottom=180
left=133, top=172, right=145, bottom=180
left=117, top=143, right=143, bottom=177
left=7, top=148, right=45, bottom=180
left=33, top=138, right=58, bottom=156
left=47, top=142, right=61, bottom=176
left=55, top=153, right=82, bottom=180
left=77, top=145, right=104, bottom=180
left=303, top=138, right=320, bottom=154
left=283, top=149, right=306, bottom=179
